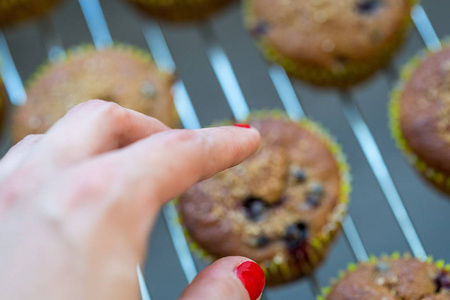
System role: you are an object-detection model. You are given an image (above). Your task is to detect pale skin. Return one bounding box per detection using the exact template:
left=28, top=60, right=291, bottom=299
left=0, top=100, right=261, bottom=300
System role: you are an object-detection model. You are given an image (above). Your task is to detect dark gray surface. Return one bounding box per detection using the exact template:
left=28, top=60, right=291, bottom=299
left=2, top=0, right=450, bottom=299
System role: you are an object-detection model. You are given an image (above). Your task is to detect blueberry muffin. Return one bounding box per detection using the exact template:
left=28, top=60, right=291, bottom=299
left=12, top=44, right=177, bottom=142
left=319, top=254, right=450, bottom=300
left=0, top=0, right=64, bottom=27
left=179, top=114, right=350, bottom=285
left=390, top=45, right=450, bottom=194
left=124, top=0, right=234, bottom=21
left=244, top=0, right=414, bottom=87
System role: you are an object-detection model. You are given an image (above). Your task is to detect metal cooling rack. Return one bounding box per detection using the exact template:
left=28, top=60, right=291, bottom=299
left=0, top=1, right=446, bottom=299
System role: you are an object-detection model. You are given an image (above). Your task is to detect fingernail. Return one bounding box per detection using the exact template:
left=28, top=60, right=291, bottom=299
left=234, top=124, right=251, bottom=129
left=234, top=261, right=265, bottom=300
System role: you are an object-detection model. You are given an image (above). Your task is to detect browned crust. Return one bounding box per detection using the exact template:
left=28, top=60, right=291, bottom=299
left=12, top=46, right=177, bottom=143
left=126, top=0, right=234, bottom=21
left=399, top=48, right=450, bottom=175
left=326, top=258, right=448, bottom=300
left=0, top=0, right=64, bottom=27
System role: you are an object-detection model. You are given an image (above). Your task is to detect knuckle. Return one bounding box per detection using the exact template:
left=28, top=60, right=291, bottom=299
left=14, top=134, right=42, bottom=148
left=163, top=130, right=200, bottom=147
left=70, top=100, right=127, bottom=127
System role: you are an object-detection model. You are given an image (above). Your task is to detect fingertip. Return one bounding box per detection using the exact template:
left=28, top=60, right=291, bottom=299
left=180, top=256, right=265, bottom=300
left=234, top=260, right=266, bottom=300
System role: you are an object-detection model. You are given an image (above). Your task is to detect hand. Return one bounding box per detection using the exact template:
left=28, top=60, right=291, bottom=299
left=0, top=100, right=264, bottom=300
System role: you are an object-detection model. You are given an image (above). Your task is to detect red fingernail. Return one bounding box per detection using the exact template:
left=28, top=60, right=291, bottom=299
left=234, top=261, right=265, bottom=300
left=234, top=124, right=251, bottom=129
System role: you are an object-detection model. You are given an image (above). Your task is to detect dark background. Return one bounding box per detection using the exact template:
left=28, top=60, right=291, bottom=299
left=1, top=0, right=449, bottom=299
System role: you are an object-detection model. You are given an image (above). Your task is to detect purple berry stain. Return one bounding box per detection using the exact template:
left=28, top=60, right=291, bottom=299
left=283, top=223, right=309, bottom=262
left=243, top=197, right=267, bottom=221
left=251, top=21, right=268, bottom=36
left=435, top=271, right=450, bottom=292
left=356, top=0, right=382, bottom=14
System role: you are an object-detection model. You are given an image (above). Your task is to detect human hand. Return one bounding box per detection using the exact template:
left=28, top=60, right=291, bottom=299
left=0, top=100, right=264, bottom=300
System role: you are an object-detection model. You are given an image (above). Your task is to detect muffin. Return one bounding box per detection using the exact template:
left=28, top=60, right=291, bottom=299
left=390, top=45, right=450, bottom=193
left=0, top=0, right=64, bottom=27
left=124, top=0, right=234, bottom=21
left=244, top=0, right=414, bottom=87
left=13, top=44, right=177, bottom=142
left=319, top=254, right=450, bottom=300
left=178, top=114, right=350, bottom=285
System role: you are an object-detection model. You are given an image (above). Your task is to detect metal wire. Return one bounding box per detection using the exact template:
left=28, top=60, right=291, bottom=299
left=0, top=31, right=26, bottom=105
left=338, top=90, right=427, bottom=260
left=411, top=4, right=442, bottom=52
left=198, top=24, right=250, bottom=121
left=78, top=0, right=113, bottom=49
left=36, top=17, right=66, bottom=62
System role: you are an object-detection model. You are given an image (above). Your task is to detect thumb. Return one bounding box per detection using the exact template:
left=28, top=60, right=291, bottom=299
left=179, top=257, right=266, bottom=300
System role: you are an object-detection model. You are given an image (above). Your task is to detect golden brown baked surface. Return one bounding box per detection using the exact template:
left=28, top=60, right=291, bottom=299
left=246, top=0, right=412, bottom=86
left=0, top=0, right=64, bottom=27
left=13, top=46, right=177, bottom=142
left=326, top=258, right=450, bottom=300
left=126, top=0, right=234, bottom=21
left=179, top=118, right=345, bottom=278
left=400, top=48, right=450, bottom=174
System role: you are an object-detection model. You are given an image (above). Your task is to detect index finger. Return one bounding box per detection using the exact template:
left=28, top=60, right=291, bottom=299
left=80, top=125, right=260, bottom=208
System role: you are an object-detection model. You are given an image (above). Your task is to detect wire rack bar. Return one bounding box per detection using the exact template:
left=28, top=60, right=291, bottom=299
left=78, top=0, right=113, bottom=49
left=36, top=17, right=66, bottom=62
left=411, top=4, right=442, bottom=52
left=142, top=20, right=201, bottom=130
left=342, top=217, right=369, bottom=262
left=77, top=0, right=153, bottom=298
left=268, top=65, right=305, bottom=120
left=0, top=31, right=26, bottom=105
left=141, top=20, right=200, bottom=284
left=198, top=24, right=250, bottom=121
left=338, top=90, right=426, bottom=259
left=265, top=63, right=369, bottom=264
left=137, top=265, right=152, bottom=300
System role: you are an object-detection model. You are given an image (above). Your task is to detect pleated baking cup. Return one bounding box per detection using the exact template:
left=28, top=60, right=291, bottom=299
left=317, top=252, right=450, bottom=300
left=389, top=41, right=450, bottom=194
left=13, top=43, right=179, bottom=143
left=243, top=0, right=416, bottom=88
left=176, top=111, right=351, bottom=286
left=0, top=0, right=64, bottom=27
left=124, top=0, right=234, bottom=22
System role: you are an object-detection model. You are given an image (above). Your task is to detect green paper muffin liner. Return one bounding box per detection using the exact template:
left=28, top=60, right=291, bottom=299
left=389, top=40, right=450, bottom=193
left=176, top=111, right=351, bottom=286
left=0, top=0, right=64, bottom=27
left=243, top=0, right=417, bottom=87
left=125, top=0, right=233, bottom=21
left=317, top=252, right=450, bottom=300
left=15, top=43, right=179, bottom=142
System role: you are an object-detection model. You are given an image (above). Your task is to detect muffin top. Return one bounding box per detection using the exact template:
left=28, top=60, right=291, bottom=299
left=326, top=258, right=450, bottom=300
left=179, top=117, right=348, bottom=264
left=246, top=0, right=411, bottom=70
left=398, top=47, right=450, bottom=174
left=13, top=45, right=176, bottom=142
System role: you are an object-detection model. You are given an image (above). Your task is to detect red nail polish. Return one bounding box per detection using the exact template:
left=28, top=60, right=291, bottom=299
left=234, top=124, right=251, bottom=129
left=234, top=261, right=265, bottom=300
